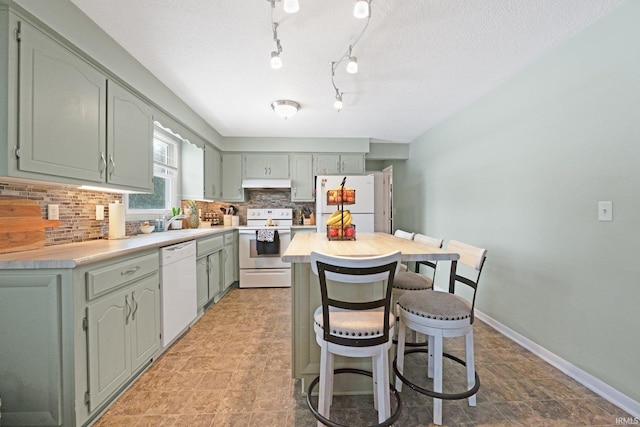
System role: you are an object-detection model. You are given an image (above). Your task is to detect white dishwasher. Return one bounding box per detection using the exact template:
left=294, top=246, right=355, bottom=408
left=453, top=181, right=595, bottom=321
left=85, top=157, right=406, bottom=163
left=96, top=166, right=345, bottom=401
left=160, top=240, right=197, bottom=349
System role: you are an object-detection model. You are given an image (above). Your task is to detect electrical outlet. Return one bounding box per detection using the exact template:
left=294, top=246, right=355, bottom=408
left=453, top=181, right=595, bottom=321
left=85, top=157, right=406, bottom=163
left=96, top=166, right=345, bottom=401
left=48, top=204, right=59, bottom=220
left=598, top=201, right=612, bottom=221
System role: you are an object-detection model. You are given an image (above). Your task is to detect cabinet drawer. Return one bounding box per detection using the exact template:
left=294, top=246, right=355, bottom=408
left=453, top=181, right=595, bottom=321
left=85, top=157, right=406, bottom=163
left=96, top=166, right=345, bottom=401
left=224, top=233, right=235, bottom=245
left=197, top=235, right=224, bottom=256
left=86, top=253, right=159, bottom=300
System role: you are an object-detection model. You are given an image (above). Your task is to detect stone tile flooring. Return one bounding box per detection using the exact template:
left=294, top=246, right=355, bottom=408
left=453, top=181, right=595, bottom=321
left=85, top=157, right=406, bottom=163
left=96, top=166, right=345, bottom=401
left=95, top=287, right=632, bottom=426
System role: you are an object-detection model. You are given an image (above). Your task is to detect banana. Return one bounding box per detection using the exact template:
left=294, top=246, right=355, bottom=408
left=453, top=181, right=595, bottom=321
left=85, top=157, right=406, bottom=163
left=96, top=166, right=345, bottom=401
left=327, top=214, right=344, bottom=226
left=325, top=210, right=342, bottom=225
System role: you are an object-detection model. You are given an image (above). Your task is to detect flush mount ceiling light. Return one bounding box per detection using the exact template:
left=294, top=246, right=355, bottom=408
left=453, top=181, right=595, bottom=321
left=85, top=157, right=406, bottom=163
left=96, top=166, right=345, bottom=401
left=271, top=100, right=300, bottom=120
left=353, top=0, right=370, bottom=19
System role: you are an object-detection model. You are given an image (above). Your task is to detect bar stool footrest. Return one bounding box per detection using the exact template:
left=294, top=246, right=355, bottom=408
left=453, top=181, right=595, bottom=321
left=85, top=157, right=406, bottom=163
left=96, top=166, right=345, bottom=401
left=393, top=348, right=480, bottom=400
left=306, top=368, right=402, bottom=427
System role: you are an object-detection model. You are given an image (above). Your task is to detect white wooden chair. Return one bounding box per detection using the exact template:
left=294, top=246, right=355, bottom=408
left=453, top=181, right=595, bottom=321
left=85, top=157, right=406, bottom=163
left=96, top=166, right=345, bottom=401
left=394, top=240, right=487, bottom=425
left=308, top=250, right=403, bottom=427
left=393, top=229, right=415, bottom=272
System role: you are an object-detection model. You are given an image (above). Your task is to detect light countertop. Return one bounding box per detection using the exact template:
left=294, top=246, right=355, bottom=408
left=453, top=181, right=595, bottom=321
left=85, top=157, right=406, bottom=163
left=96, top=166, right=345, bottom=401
left=282, top=232, right=460, bottom=263
left=0, top=226, right=237, bottom=269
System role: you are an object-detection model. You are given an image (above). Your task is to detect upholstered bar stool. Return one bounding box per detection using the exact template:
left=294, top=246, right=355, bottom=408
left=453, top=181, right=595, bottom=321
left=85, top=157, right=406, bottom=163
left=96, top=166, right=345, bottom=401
left=391, top=234, right=443, bottom=346
left=307, top=251, right=403, bottom=427
left=394, top=240, right=487, bottom=425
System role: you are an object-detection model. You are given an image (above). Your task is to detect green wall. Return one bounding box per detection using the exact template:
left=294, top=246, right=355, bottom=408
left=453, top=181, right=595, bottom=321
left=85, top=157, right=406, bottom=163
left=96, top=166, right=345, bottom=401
left=396, top=0, right=640, bottom=403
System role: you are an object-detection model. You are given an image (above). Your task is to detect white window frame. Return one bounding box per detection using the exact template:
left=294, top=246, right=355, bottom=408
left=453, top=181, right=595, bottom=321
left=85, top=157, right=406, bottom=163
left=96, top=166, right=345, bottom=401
left=125, top=122, right=181, bottom=222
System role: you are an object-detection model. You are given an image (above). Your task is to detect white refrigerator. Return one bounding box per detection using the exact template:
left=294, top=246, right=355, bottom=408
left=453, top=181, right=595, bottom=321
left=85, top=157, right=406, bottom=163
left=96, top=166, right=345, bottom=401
left=316, top=175, right=375, bottom=233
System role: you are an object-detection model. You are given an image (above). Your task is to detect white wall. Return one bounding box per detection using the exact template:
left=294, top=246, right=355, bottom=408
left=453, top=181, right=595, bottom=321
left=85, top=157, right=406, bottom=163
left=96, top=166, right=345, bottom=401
left=395, top=0, right=640, bottom=404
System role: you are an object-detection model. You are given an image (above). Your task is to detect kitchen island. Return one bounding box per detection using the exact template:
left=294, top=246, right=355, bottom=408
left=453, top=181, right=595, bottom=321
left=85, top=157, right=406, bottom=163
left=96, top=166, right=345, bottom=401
left=282, top=232, right=460, bottom=394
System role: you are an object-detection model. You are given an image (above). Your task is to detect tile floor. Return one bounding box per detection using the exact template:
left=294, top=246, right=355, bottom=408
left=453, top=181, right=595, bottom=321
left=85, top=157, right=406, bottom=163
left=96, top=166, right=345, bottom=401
left=95, top=287, right=632, bottom=426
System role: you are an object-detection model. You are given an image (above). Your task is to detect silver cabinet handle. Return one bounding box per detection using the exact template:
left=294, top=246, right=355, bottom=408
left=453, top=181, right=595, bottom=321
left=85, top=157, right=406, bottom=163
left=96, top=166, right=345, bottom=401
left=264, top=167, right=267, bottom=176
left=125, top=295, right=131, bottom=325
left=293, top=187, right=297, bottom=196
left=99, top=152, right=107, bottom=178
left=109, top=155, right=116, bottom=177
left=268, top=167, right=271, bottom=175
left=131, top=291, right=138, bottom=321
left=121, top=266, right=140, bottom=276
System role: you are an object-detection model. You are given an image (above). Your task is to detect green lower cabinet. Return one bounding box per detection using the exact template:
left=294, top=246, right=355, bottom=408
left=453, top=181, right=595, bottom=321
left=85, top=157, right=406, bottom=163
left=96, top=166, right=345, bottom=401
left=196, top=251, right=222, bottom=310
left=0, top=271, right=74, bottom=427
left=86, top=272, right=160, bottom=412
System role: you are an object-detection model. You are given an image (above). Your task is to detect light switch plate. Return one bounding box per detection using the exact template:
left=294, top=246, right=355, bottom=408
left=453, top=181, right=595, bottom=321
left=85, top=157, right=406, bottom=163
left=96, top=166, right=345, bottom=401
left=598, top=201, right=612, bottom=221
left=48, top=204, right=59, bottom=220
left=96, top=205, right=105, bottom=221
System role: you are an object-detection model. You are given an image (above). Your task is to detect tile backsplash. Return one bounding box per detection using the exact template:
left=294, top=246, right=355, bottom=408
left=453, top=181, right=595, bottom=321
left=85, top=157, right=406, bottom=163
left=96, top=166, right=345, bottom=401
left=0, top=180, right=314, bottom=247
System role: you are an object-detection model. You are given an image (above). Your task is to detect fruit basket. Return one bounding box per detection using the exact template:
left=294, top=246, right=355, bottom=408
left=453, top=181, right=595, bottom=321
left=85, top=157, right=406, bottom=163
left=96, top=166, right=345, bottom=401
left=327, top=224, right=356, bottom=241
left=326, top=188, right=355, bottom=205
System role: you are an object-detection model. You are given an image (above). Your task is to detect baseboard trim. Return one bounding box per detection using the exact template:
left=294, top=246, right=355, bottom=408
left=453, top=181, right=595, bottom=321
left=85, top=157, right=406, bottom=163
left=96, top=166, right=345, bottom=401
left=474, top=310, right=640, bottom=419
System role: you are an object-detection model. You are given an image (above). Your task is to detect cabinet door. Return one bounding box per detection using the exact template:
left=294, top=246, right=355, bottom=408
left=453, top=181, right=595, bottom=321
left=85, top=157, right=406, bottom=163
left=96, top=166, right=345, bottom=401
left=87, top=287, right=131, bottom=411
left=196, top=256, right=209, bottom=309
left=18, top=20, right=106, bottom=182
left=243, top=154, right=268, bottom=178
left=181, top=140, right=204, bottom=200
left=267, top=154, right=290, bottom=178
left=221, top=153, right=244, bottom=201
left=130, top=274, right=160, bottom=371
left=208, top=251, right=222, bottom=300
left=340, top=154, right=365, bottom=174
left=204, top=145, right=222, bottom=200
left=107, top=80, right=154, bottom=191
left=291, top=154, right=314, bottom=201
left=314, top=154, right=340, bottom=175
left=223, top=242, right=234, bottom=289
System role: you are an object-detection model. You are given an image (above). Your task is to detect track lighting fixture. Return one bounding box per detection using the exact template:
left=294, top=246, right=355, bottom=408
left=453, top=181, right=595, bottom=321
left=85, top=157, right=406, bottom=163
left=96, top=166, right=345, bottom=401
left=334, top=94, right=343, bottom=110
left=283, top=0, right=300, bottom=14
left=269, top=18, right=283, bottom=69
left=353, top=0, right=370, bottom=19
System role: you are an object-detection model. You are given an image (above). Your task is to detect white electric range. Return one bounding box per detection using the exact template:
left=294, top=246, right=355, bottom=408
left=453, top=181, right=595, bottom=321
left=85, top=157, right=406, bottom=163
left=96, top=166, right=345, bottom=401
left=238, top=208, right=292, bottom=288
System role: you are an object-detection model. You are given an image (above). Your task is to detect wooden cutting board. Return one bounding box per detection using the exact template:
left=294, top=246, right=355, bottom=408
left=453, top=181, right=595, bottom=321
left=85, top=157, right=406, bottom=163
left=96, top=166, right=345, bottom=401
left=0, top=199, right=61, bottom=254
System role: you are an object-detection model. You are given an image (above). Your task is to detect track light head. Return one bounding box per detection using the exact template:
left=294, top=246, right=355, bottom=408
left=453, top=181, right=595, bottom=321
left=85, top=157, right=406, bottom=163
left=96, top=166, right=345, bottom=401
left=334, top=94, right=343, bottom=110
left=346, top=57, right=358, bottom=74
left=270, top=51, right=283, bottom=69
left=353, top=0, right=370, bottom=19
left=283, top=0, right=300, bottom=13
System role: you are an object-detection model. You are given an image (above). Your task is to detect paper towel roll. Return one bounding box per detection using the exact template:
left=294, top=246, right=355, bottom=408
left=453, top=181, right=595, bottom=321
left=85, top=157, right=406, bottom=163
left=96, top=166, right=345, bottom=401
left=109, top=201, right=125, bottom=239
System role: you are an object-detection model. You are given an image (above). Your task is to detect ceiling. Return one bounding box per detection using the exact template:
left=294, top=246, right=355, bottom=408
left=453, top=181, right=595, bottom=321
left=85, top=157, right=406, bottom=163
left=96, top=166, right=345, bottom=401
left=68, top=0, right=623, bottom=143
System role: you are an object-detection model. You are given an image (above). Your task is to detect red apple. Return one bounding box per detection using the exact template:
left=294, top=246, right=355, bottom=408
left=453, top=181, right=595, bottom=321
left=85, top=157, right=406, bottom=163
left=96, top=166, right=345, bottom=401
left=345, top=227, right=355, bottom=238
left=329, top=228, right=339, bottom=237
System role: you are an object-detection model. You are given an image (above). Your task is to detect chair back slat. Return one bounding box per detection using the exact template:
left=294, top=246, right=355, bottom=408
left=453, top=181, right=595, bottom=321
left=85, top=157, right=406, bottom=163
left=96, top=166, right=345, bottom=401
left=447, top=240, right=487, bottom=271
left=394, top=229, right=415, bottom=240
left=413, top=234, right=443, bottom=249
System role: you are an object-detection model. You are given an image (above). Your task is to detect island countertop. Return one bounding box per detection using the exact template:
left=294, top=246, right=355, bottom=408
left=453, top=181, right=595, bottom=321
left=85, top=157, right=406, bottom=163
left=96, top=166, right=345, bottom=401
left=282, top=231, right=460, bottom=263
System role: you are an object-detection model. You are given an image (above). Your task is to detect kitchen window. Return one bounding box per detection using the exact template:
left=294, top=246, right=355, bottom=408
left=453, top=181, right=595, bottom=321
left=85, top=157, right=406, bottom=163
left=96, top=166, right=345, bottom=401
left=126, top=123, right=180, bottom=220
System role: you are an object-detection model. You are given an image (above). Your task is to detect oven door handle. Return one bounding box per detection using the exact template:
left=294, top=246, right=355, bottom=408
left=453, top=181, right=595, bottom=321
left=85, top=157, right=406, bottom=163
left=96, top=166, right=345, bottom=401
left=239, top=229, right=291, bottom=236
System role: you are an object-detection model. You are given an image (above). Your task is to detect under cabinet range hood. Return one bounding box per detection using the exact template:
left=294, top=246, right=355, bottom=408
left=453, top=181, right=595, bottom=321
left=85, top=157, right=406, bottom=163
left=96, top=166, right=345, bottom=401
left=241, top=179, right=292, bottom=189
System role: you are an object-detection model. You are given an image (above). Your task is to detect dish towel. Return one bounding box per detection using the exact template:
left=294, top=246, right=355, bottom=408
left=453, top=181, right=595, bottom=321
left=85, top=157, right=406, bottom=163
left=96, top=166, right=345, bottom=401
left=257, top=229, right=275, bottom=242
left=256, top=230, right=280, bottom=255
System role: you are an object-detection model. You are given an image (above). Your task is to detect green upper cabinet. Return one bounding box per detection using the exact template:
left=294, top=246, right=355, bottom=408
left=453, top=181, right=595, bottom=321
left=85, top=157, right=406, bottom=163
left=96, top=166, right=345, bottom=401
left=13, top=18, right=153, bottom=192
left=313, top=154, right=365, bottom=175
left=204, top=144, right=222, bottom=200
left=290, top=154, right=314, bottom=201
left=181, top=140, right=204, bottom=200
left=340, top=154, right=365, bottom=174
left=243, top=153, right=289, bottom=179
left=17, top=19, right=107, bottom=183
left=221, top=153, right=244, bottom=201
left=107, top=80, right=153, bottom=191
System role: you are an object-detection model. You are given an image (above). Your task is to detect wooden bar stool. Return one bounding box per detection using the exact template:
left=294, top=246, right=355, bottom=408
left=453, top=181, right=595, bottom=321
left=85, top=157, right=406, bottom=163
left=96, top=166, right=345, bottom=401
left=307, top=251, right=403, bottom=427
left=393, top=240, right=487, bottom=425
